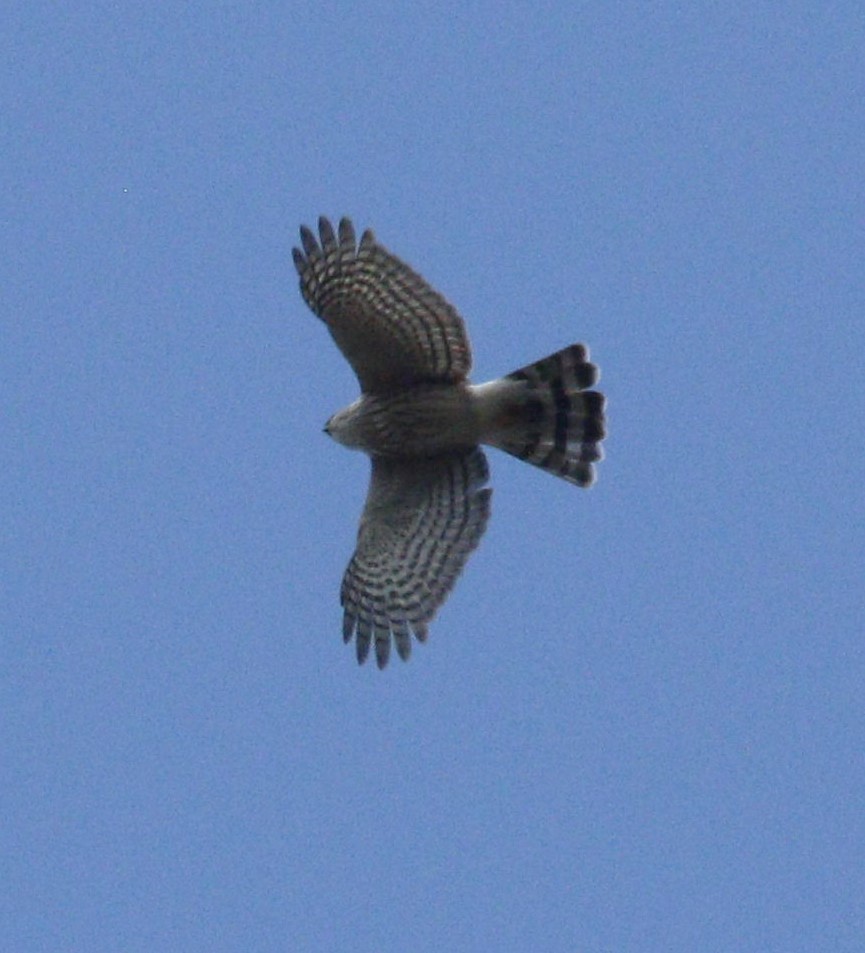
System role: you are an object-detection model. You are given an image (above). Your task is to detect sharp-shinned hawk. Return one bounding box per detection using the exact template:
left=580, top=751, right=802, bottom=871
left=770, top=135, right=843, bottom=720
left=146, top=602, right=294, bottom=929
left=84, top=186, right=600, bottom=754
left=292, top=217, right=606, bottom=669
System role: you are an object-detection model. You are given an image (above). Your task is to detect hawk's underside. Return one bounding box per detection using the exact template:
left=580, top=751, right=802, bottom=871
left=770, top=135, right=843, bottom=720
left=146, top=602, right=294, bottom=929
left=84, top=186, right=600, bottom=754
left=293, top=217, right=606, bottom=668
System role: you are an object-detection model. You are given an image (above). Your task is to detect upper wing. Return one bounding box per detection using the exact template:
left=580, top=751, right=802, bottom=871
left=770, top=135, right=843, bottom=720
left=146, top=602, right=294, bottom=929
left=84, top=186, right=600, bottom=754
left=341, top=448, right=492, bottom=669
left=292, top=217, right=473, bottom=393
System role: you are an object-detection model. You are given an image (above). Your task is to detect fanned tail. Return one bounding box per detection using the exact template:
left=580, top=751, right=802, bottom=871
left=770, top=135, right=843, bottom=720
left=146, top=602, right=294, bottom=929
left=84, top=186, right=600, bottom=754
left=483, top=344, right=606, bottom=487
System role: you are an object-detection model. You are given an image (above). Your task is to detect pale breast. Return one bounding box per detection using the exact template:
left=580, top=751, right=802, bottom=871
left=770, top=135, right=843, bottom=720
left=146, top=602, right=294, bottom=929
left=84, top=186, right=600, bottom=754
left=357, top=385, right=480, bottom=456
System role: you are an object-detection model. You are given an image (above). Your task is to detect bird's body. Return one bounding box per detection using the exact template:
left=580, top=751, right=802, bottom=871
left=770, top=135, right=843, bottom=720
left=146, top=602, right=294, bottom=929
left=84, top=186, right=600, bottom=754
left=325, top=383, right=479, bottom=456
left=292, top=217, right=606, bottom=668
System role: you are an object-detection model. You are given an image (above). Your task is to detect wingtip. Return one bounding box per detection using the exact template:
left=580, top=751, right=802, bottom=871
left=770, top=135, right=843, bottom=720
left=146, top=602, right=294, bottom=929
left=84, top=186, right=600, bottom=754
left=299, top=223, right=318, bottom=257
left=318, top=216, right=336, bottom=249
left=342, top=610, right=355, bottom=644
left=394, top=629, right=412, bottom=663
left=355, top=629, right=372, bottom=665
left=374, top=632, right=391, bottom=669
left=337, top=217, right=356, bottom=250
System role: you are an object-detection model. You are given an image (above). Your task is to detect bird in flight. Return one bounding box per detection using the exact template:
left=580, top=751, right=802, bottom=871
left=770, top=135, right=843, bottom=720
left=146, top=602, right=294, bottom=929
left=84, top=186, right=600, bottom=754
left=292, top=217, right=606, bottom=669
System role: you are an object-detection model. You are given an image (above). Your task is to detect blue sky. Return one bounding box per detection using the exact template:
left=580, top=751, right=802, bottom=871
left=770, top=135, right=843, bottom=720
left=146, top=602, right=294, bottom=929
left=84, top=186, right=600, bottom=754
left=3, top=3, right=863, bottom=951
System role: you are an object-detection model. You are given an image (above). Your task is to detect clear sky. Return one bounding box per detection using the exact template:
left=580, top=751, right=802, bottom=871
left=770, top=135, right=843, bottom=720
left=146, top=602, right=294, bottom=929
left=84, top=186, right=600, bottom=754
left=4, top=3, right=863, bottom=951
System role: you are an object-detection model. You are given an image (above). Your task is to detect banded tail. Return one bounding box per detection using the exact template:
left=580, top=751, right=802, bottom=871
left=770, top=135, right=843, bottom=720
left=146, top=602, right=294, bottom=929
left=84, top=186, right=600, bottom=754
left=480, top=344, right=606, bottom=487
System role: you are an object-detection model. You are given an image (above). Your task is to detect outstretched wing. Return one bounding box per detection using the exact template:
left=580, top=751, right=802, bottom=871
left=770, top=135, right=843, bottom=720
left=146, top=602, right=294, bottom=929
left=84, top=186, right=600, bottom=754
left=341, top=448, right=491, bottom=668
left=292, top=217, right=472, bottom=393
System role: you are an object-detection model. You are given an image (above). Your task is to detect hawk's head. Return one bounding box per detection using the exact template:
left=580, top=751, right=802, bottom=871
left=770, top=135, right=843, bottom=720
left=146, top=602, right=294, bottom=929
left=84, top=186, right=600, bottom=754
left=323, top=398, right=367, bottom=451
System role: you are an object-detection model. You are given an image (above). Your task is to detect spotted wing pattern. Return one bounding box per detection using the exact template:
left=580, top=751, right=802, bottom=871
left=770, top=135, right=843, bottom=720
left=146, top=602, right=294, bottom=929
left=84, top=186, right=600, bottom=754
left=292, top=217, right=472, bottom=393
left=341, top=448, right=492, bottom=668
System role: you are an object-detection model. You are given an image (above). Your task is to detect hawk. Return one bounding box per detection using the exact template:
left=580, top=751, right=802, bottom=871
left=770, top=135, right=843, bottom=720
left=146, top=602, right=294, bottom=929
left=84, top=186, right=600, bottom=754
left=292, top=217, right=606, bottom=668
